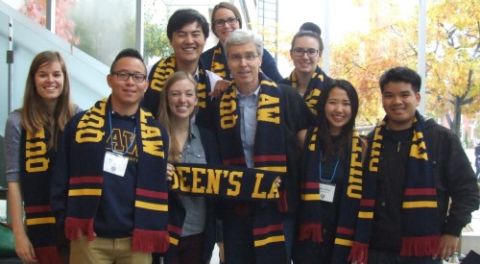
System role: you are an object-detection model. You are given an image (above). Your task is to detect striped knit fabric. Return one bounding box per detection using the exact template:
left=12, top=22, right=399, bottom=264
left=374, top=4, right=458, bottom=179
left=20, top=128, right=63, bottom=264
left=217, top=73, right=288, bottom=263
left=209, top=43, right=229, bottom=79
left=297, top=127, right=364, bottom=263
left=64, top=99, right=170, bottom=253
left=285, top=66, right=330, bottom=115
left=351, top=112, right=440, bottom=263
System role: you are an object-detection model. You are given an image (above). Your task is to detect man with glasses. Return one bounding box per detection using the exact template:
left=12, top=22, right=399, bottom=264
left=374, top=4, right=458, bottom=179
left=51, top=49, right=170, bottom=264
left=143, top=8, right=222, bottom=128
left=215, top=29, right=311, bottom=264
left=201, top=2, right=283, bottom=82
left=282, top=29, right=333, bottom=115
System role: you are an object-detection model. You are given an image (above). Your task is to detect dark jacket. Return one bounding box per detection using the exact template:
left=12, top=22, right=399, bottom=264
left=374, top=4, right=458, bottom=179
left=369, top=117, right=479, bottom=252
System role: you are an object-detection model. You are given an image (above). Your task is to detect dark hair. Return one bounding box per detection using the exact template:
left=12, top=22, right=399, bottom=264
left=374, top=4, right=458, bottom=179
left=299, top=22, right=321, bottom=36
left=379, top=66, right=421, bottom=92
left=290, top=30, right=324, bottom=55
left=167, top=9, right=209, bottom=41
left=110, top=48, right=146, bottom=74
left=211, top=2, right=242, bottom=35
left=316, top=79, right=359, bottom=161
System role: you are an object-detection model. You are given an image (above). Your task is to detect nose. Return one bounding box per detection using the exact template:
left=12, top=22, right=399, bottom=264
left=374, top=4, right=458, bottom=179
left=185, top=34, right=194, bottom=43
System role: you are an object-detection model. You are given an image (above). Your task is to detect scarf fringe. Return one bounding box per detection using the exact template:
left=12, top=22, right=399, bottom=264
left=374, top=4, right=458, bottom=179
left=298, top=223, right=323, bottom=242
left=348, top=242, right=369, bottom=264
left=400, top=235, right=440, bottom=256
left=34, top=246, right=63, bottom=264
left=132, top=228, right=170, bottom=253
left=65, top=217, right=94, bottom=241
left=278, top=190, right=288, bottom=212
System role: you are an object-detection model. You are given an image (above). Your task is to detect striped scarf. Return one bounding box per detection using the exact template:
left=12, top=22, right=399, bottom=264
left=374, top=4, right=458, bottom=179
left=146, top=56, right=211, bottom=126
left=64, top=99, right=170, bottom=253
left=350, top=112, right=440, bottom=263
left=216, top=73, right=288, bottom=263
left=209, top=42, right=230, bottom=80
left=20, top=127, right=63, bottom=264
left=297, top=127, right=364, bottom=263
left=285, top=66, right=330, bottom=115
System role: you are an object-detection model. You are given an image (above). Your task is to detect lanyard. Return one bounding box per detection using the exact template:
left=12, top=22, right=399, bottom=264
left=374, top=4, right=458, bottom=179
left=319, top=158, right=340, bottom=184
left=108, top=111, right=136, bottom=155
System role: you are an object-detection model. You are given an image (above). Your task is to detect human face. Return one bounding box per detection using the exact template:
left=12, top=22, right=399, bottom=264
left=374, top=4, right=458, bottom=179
left=227, top=42, right=262, bottom=94
left=382, top=82, right=420, bottom=131
left=325, top=87, right=352, bottom=136
left=107, top=57, right=147, bottom=113
left=34, top=61, right=64, bottom=105
left=290, top=36, right=321, bottom=75
left=168, top=79, right=198, bottom=121
left=171, top=22, right=206, bottom=66
left=213, top=8, right=240, bottom=43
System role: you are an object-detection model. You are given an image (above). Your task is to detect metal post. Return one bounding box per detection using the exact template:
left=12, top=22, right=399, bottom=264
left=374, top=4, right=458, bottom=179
left=7, top=17, right=14, bottom=114
left=46, top=0, right=56, bottom=33
left=136, top=0, right=144, bottom=56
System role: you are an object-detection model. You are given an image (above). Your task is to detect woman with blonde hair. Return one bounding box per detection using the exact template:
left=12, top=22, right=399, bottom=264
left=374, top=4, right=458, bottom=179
left=5, top=51, right=78, bottom=264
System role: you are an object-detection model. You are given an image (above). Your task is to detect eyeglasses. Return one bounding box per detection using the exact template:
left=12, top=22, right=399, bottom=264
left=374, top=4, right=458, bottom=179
left=292, top=47, right=319, bottom=57
left=228, top=53, right=259, bottom=63
left=214, top=17, right=239, bottom=27
left=112, top=71, right=146, bottom=83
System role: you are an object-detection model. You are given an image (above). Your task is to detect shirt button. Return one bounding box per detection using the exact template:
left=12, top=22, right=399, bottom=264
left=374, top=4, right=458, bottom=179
left=381, top=201, right=386, bottom=206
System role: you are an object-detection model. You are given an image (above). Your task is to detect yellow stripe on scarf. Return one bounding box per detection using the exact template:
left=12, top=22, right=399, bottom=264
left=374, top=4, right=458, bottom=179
left=402, top=201, right=438, bottom=208
left=26, top=217, right=56, bottom=226
left=358, top=211, right=374, bottom=219
left=300, top=194, right=321, bottom=201
left=169, top=237, right=179, bottom=246
left=135, top=201, right=168, bottom=212
left=256, top=166, right=287, bottom=173
left=254, top=235, right=285, bottom=247
left=68, top=189, right=102, bottom=196
left=334, top=238, right=353, bottom=247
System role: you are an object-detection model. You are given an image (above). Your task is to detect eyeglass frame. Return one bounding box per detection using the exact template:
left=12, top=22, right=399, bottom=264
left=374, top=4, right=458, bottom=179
left=111, top=71, right=147, bottom=83
left=214, top=17, right=239, bottom=27
left=227, top=52, right=259, bottom=63
left=291, top=47, right=320, bottom=57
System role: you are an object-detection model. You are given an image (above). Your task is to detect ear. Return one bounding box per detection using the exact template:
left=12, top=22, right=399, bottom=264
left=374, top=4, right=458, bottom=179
left=106, top=74, right=113, bottom=89
left=415, top=91, right=421, bottom=105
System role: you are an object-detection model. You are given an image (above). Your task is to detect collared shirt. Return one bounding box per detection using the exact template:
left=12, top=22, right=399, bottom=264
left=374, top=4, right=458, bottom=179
left=237, top=86, right=260, bottom=168
left=178, top=123, right=207, bottom=237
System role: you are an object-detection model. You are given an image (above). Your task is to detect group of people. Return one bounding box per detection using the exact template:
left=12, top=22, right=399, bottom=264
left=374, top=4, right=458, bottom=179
left=4, top=2, right=479, bottom=264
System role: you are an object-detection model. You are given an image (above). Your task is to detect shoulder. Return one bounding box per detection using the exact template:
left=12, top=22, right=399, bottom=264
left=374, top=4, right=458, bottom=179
left=6, top=110, right=22, bottom=130
left=424, top=118, right=456, bottom=141
left=201, top=46, right=216, bottom=61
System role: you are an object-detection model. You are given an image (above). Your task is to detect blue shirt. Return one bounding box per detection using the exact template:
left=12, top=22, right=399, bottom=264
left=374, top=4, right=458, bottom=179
left=237, top=87, right=260, bottom=168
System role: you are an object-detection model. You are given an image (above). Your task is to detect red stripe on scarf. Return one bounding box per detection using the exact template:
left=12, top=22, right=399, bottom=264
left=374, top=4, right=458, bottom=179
left=223, top=156, right=246, bottom=165
left=132, top=228, right=169, bottom=253
left=360, top=199, right=375, bottom=207
left=279, top=190, right=288, bottom=212
left=65, top=217, right=95, bottom=241
left=336, top=227, right=354, bottom=235
left=136, top=188, right=168, bottom=199
left=254, top=155, right=287, bottom=162
left=25, top=205, right=51, bottom=213
left=301, top=182, right=319, bottom=189
left=34, top=246, right=63, bottom=264
left=253, top=224, right=283, bottom=235
left=167, top=224, right=182, bottom=235
left=298, top=223, right=323, bottom=242
left=69, top=176, right=103, bottom=185
left=404, top=188, right=437, bottom=196
left=348, top=241, right=369, bottom=264
left=400, top=235, right=440, bottom=256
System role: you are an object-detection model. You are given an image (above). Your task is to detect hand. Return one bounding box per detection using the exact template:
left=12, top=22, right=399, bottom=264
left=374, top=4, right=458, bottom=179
left=14, top=232, right=38, bottom=263
left=209, top=80, right=231, bottom=98
left=166, top=163, right=175, bottom=181
left=433, top=234, right=458, bottom=260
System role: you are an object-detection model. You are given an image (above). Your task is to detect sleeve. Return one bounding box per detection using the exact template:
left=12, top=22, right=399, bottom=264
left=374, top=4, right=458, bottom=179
left=50, top=116, right=76, bottom=223
left=4, top=111, right=22, bottom=183
left=142, top=61, right=161, bottom=116
left=280, top=84, right=315, bottom=132
left=261, top=49, right=284, bottom=82
left=200, top=48, right=214, bottom=71
left=440, top=128, right=479, bottom=236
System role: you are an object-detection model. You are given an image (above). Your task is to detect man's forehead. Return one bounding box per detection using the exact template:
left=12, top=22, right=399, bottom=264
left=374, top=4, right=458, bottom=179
left=176, top=22, right=203, bottom=33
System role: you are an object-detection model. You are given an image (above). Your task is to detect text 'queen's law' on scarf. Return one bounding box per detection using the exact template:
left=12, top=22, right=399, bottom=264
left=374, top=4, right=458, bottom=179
left=297, top=127, right=364, bottom=263
left=216, top=73, right=288, bottom=263
left=20, top=126, right=63, bottom=264
left=351, top=112, right=440, bottom=263
left=64, top=98, right=170, bottom=253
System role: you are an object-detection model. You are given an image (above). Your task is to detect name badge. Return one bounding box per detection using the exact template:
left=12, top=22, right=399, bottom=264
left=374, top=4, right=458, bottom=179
left=103, top=151, right=128, bottom=177
left=319, top=183, right=336, bottom=203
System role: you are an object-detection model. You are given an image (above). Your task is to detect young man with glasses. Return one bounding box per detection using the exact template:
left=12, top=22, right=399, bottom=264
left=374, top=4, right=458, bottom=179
left=201, top=2, right=283, bottom=82
left=215, top=29, right=312, bottom=264
left=51, top=49, right=170, bottom=264
left=282, top=29, right=333, bottom=116
left=143, top=9, right=222, bottom=129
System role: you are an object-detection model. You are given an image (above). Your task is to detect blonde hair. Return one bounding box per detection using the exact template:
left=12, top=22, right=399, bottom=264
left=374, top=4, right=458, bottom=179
left=158, top=71, right=198, bottom=162
left=21, top=51, right=75, bottom=149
